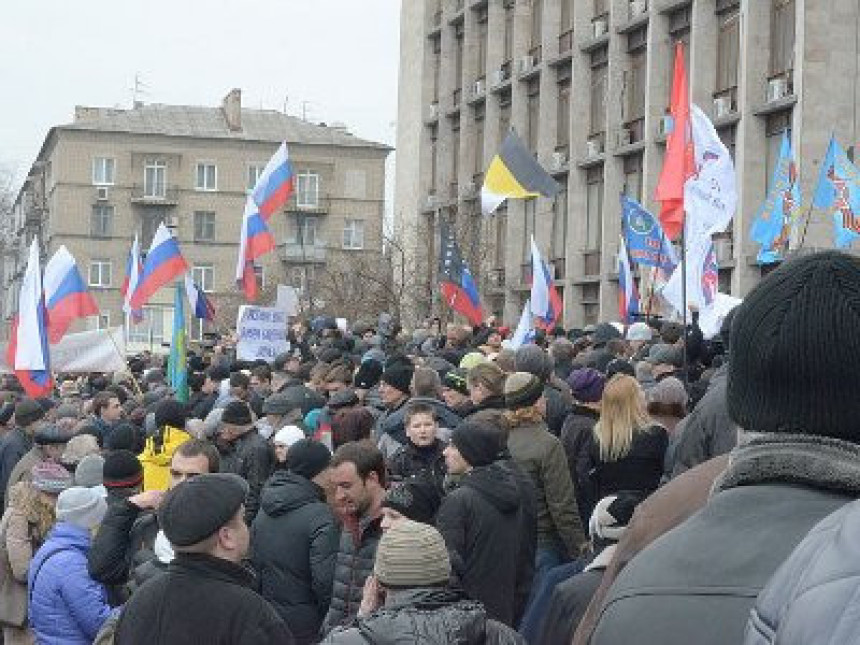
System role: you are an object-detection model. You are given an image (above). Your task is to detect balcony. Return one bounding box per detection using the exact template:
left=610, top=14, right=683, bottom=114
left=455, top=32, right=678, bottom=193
left=284, top=194, right=331, bottom=214
left=558, top=29, right=573, bottom=56
left=131, top=185, right=179, bottom=206
left=488, top=268, right=505, bottom=289
left=280, top=243, right=327, bottom=263
left=550, top=257, right=566, bottom=279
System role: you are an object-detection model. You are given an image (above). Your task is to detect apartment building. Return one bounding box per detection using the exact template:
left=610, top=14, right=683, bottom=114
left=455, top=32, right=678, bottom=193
left=3, top=89, right=390, bottom=350
left=395, top=0, right=860, bottom=327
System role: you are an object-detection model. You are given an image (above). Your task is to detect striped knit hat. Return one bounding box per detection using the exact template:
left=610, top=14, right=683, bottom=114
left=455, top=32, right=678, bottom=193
left=504, top=371, right=544, bottom=410
left=373, top=519, right=450, bottom=589
left=31, top=461, right=73, bottom=495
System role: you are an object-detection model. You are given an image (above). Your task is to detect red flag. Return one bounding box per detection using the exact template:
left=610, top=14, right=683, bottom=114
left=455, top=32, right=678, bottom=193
left=655, top=42, right=695, bottom=240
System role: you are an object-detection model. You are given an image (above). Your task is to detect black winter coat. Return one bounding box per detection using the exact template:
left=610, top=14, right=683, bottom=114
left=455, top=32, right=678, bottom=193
left=559, top=405, right=601, bottom=526
left=219, top=429, right=275, bottom=525
left=0, top=428, right=30, bottom=509
left=321, top=512, right=383, bottom=635
left=321, top=588, right=526, bottom=645
left=251, top=471, right=339, bottom=645
left=386, top=439, right=446, bottom=489
left=436, top=461, right=523, bottom=627
left=115, top=552, right=294, bottom=645
left=501, top=457, right=538, bottom=626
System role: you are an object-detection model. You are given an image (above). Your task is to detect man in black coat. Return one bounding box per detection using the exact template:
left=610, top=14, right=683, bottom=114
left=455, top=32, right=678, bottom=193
left=436, top=419, right=525, bottom=627
left=0, top=397, right=45, bottom=508
left=115, top=473, right=294, bottom=644
left=251, top=440, right=339, bottom=645
left=216, top=401, right=274, bottom=524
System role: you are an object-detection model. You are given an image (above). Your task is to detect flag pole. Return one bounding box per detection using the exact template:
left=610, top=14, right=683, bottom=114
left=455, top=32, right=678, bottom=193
left=680, top=219, right=690, bottom=390
left=796, top=202, right=816, bottom=252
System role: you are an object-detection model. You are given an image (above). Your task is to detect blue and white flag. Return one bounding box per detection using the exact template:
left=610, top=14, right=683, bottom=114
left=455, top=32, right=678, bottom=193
left=812, top=135, right=860, bottom=248
left=509, top=299, right=535, bottom=350
left=620, top=195, right=678, bottom=273
left=750, top=132, right=801, bottom=264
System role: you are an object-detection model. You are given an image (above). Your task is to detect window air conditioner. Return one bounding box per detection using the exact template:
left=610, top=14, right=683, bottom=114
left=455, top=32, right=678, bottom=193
left=714, top=96, right=733, bottom=118
left=518, top=55, right=534, bottom=75
left=96, top=187, right=109, bottom=201
left=586, top=138, right=603, bottom=157
left=551, top=151, right=568, bottom=170
left=768, top=77, right=789, bottom=103
left=474, top=79, right=485, bottom=97
left=491, top=68, right=507, bottom=86
left=593, top=17, right=608, bottom=38
left=616, top=127, right=632, bottom=148
left=428, top=102, right=440, bottom=120
left=630, top=0, right=647, bottom=17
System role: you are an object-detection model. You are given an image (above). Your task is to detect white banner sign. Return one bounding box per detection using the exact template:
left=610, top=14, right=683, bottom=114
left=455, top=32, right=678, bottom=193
left=1, top=327, right=127, bottom=374
left=236, top=306, right=290, bottom=362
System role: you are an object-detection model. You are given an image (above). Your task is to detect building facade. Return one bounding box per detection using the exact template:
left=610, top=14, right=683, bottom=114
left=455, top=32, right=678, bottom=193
left=3, top=90, right=390, bottom=351
left=395, top=0, right=860, bottom=327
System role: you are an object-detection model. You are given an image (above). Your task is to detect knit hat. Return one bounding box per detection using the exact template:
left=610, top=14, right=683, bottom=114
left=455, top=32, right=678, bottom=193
left=514, top=345, right=553, bottom=381
left=354, top=359, right=383, bottom=389
left=34, top=424, right=75, bottom=446
left=158, top=473, right=248, bottom=547
left=588, top=493, right=640, bottom=542
left=728, top=251, right=860, bottom=439
left=459, top=352, right=488, bottom=371
left=383, top=477, right=443, bottom=525
left=105, top=422, right=139, bottom=452
left=328, top=388, right=359, bottom=410
left=442, top=368, right=469, bottom=397
left=61, top=434, right=101, bottom=466
left=56, top=486, right=108, bottom=530
left=74, top=454, right=105, bottom=488
left=647, top=376, right=689, bottom=408
left=221, top=401, right=253, bottom=426
left=286, top=439, right=332, bottom=480
left=102, top=450, right=144, bottom=490
left=504, top=372, right=544, bottom=410
left=373, top=519, right=451, bottom=589
left=31, top=461, right=73, bottom=495
left=567, top=368, right=606, bottom=404
left=273, top=425, right=306, bottom=448
left=626, top=322, right=653, bottom=342
left=605, top=359, right=636, bottom=380
left=263, top=391, right=304, bottom=416
left=14, top=397, right=45, bottom=427
left=154, top=399, right=187, bottom=430
left=646, top=343, right=684, bottom=368
left=450, top=420, right=504, bottom=468
left=381, top=363, right=414, bottom=395
left=592, top=323, right=622, bottom=346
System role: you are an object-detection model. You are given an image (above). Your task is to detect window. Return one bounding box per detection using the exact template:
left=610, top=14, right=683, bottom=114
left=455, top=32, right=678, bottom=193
left=195, top=163, right=217, bottom=191
left=247, top=164, right=264, bottom=192
left=296, top=172, right=320, bottom=208
left=551, top=190, right=568, bottom=261
left=627, top=51, right=647, bottom=123
left=499, top=96, right=511, bottom=142
left=452, top=118, right=461, bottom=185
left=476, top=8, right=488, bottom=77
left=288, top=214, right=319, bottom=246
left=90, top=205, right=113, bottom=238
left=557, top=75, right=571, bottom=149
left=527, top=79, right=540, bottom=152
left=624, top=154, right=644, bottom=201
left=717, top=9, right=740, bottom=93
left=343, top=219, right=365, bottom=250
left=503, top=0, right=514, bottom=61
left=474, top=112, right=485, bottom=174
left=144, top=160, right=166, bottom=198
left=431, top=36, right=442, bottom=102
left=530, top=0, right=543, bottom=52
left=193, top=211, right=215, bottom=242
left=88, top=313, right=111, bottom=331
left=454, top=22, right=464, bottom=85
left=89, top=260, right=112, bottom=288
left=771, top=0, right=795, bottom=76
left=591, top=64, right=607, bottom=135
left=522, top=200, right=537, bottom=264
left=765, top=112, right=792, bottom=190
left=594, top=0, right=608, bottom=17
left=140, top=211, right=164, bottom=249
left=92, top=158, right=115, bottom=186
left=192, top=265, right=214, bottom=292
left=254, top=265, right=266, bottom=290
left=128, top=307, right=167, bottom=344
left=561, top=0, right=573, bottom=30
left=430, top=124, right=439, bottom=189
left=494, top=209, right=507, bottom=268
left=586, top=167, right=604, bottom=251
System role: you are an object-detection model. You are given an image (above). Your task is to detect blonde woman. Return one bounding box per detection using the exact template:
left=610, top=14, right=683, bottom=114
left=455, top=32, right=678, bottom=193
left=578, top=375, right=668, bottom=522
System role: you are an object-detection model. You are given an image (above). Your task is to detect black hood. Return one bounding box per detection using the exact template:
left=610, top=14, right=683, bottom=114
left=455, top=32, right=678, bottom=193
left=462, top=462, right=520, bottom=514
left=260, top=470, right=324, bottom=517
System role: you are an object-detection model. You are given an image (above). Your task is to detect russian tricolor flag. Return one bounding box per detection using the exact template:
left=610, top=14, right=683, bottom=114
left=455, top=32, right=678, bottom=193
left=43, top=246, right=99, bottom=344
left=618, top=236, right=640, bottom=324
left=184, top=274, right=215, bottom=321
left=252, top=142, right=295, bottom=221
left=235, top=197, right=275, bottom=301
left=6, top=239, right=53, bottom=397
left=529, top=236, right=563, bottom=329
left=122, top=236, right=144, bottom=323
left=130, top=224, right=189, bottom=310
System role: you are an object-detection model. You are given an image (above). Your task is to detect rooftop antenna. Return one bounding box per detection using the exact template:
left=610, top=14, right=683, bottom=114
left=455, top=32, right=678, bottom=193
left=283, top=95, right=289, bottom=114
left=130, top=73, right=149, bottom=108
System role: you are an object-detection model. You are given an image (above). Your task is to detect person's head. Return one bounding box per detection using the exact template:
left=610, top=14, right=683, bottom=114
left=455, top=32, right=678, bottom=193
left=286, top=439, right=332, bottom=488
left=381, top=477, right=443, bottom=530
left=514, top=345, right=554, bottom=382
left=73, top=454, right=105, bottom=489
left=646, top=344, right=684, bottom=378
left=353, top=359, right=383, bottom=392
left=154, top=399, right=188, bottom=431
left=262, top=390, right=305, bottom=429
left=170, top=439, right=219, bottom=488
left=467, top=362, right=506, bottom=406
left=626, top=322, right=653, bottom=353
left=219, top=401, right=254, bottom=443
left=567, top=368, right=606, bottom=407
left=373, top=519, right=451, bottom=591
left=324, top=362, right=354, bottom=395
left=441, top=368, right=470, bottom=409
left=646, top=375, right=689, bottom=420
left=330, top=408, right=375, bottom=450
left=56, top=486, right=108, bottom=531
left=272, top=425, right=306, bottom=463
left=229, top=372, right=251, bottom=401
left=31, top=460, right=74, bottom=498
left=595, top=375, right=650, bottom=462
left=249, top=365, right=272, bottom=396
left=34, top=424, right=74, bottom=461
left=588, top=493, right=640, bottom=552
left=606, top=338, right=629, bottom=360
left=410, top=366, right=441, bottom=399
left=330, top=441, right=386, bottom=518
left=188, top=371, right=205, bottom=395
left=93, top=392, right=122, bottom=424
left=14, top=397, right=46, bottom=432
left=503, top=371, right=545, bottom=420
left=379, top=362, right=414, bottom=409
left=404, top=403, right=438, bottom=448
left=158, top=473, right=250, bottom=563
left=61, top=434, right=101, bottom=471
left=308, top=362, right=332, bottom=392
left=445, top=419, right=505, bottom=475
left=102, top=450, right=143, bottom=498
left=549, top=338, right=577, bottom=366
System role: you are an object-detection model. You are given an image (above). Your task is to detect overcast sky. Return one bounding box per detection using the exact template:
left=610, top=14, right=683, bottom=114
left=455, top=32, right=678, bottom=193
left=0, top=0, right=401, bottom=187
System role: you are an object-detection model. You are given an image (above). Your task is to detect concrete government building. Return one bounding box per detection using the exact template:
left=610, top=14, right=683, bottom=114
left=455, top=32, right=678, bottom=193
left=3, top=89, right=390, bottom=351
left=394, top=0, right=860, bottom=327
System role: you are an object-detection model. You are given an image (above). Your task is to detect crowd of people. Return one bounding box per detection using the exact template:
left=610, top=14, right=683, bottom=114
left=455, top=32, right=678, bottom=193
left=0, top=249, right=856, bottom=643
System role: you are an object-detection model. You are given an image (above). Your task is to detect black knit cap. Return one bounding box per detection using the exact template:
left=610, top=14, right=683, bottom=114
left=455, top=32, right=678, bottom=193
left=15, top=397, right=45, bottom=427
left=102, top=449, right=144, bottom=489
left=354, top=359, right=384, bottom=389
left=381, top=362, right=414, bottom=396
left=158, top=473, right=248, bottom=547
left=154, top=399, right=187, bottom=430
left=450, top=419, right=505, bottom=467
left=443, top=368, right=470, bottom=397
left=34, top=424, right=75, bottom=446
left=286, top=439, right=332, bottom=480
left=221, top=401, right=253, bottom=426
left=383, top=477, right=443, bottom=525
left=728, top=251, right=860, bottom=440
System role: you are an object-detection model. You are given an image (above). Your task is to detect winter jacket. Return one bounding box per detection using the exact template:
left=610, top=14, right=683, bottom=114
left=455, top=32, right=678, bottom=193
left=115, top=552, right=293, bottom=645
left=219, top=427, right=275, bottom=525
left=559, top=405, right=600, bottom=526
left=501, top=457, right=538, bottom=626
left=543, top=380, right=574, bottom=436
left=189, top=391, right=218, bottom=420
left=386, top=439, right=446, bottom=489
left=506, top=419, right=584, bottom=558
left=321, top=588, right=526, bottom=645
left=436, top=461, right=523, bottom=626
left=28, top=522, right=114, bottom=645
left=374, top=397, right=410, bottom=458
left=0, top=429, right=31, bottom=509
left=321, top=510, right=383, bottom=635
left=535, top=568, right=603, bottom=645
left=139, top=425, right=193, bottom=492
left=252, top=471, right=339, bottom=645
left=589, top=433, right=860, bottom=645
left=667, top=363, right=737, bottom=478
left=0, top=482, right=42, bottom=629
left=744, top=499, right=860, bottom=645
left=459, top=395, right=507, bottom=428
left=3, top=446, right=40, bottom=510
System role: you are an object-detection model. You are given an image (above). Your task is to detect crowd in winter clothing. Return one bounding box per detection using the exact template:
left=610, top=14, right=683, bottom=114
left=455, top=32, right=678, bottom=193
left=0, top=249, right=859, bottom=643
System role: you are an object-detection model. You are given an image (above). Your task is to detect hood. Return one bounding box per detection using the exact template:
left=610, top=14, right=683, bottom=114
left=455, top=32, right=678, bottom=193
left=357, top=588, right=489, bottom=645
left=260, top=471, right=324, bottom=517
left=462, top=462, right=520, bottom=514
left=475, top=395, right=506, bottom=412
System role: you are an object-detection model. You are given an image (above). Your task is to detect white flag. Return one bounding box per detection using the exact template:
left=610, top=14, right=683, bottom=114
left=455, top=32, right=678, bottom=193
left=509, top=299, right=534, bottom=350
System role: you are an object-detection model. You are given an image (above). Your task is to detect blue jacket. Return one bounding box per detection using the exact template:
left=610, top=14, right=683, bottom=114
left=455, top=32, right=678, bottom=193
left=28, top=522, right=114, bottom=645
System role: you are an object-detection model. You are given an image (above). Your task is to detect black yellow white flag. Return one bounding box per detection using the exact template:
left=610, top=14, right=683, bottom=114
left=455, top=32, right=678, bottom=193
left=481, top=130, right=561, bottom=214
